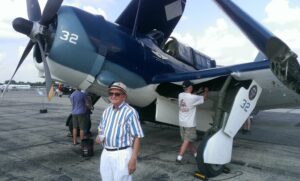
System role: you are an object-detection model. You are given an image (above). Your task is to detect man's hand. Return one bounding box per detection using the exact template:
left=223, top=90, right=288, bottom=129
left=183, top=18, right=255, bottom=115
left=128, top=137, right=140, bottom=174
left=203, top=87, right=208, bottom=100
left=204, top=87, right=208, bottom=92
left=195, top=87, right=208, bottom=95
left=128, top=157, right=137, bottom=175
left=195, top=87, right=203, bottom=95
left=96, top=135, right=101, bottom=144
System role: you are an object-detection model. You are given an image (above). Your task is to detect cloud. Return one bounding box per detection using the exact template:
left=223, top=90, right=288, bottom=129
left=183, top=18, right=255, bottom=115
left=83, top=6, right=108, bottom=19
left=264, top=0, right=300, bottom=56
left=0, top=1, right=26, bottom=39
left=172, top=0, right=300, bottom=66
left=13, top=46, right=43, bottom=82
left=63, top=1, right=108, bottom=19
left=0, top=44, right=43, bottom=83
left=265, top=0, right=300, bottom=25
left=172, top=18, right=257, bottom=66
left=0, top=0, right=48, bottom=39
left=0, top=51, right=4, bottom=65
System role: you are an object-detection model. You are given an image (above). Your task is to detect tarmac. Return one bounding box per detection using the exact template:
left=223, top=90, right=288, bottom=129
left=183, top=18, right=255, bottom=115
left=0, top=90, right=299, bottom=181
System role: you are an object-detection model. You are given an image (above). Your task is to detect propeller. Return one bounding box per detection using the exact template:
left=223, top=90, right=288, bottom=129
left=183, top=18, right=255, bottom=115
left=1, top=0, right=63, bottom=100
left=40, top=0, right=64, bottom=26
left=26, top=0, right=41, bottom=21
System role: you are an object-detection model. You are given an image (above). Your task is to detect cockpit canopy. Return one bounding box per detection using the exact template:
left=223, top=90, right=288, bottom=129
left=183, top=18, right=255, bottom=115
left=164, top=37, right=216, bottom=70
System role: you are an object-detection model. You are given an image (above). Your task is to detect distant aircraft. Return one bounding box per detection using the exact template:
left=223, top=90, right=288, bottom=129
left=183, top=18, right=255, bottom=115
left=0, top=84, right=31, bottom=92
left=5, top=0, right=300, bottom=177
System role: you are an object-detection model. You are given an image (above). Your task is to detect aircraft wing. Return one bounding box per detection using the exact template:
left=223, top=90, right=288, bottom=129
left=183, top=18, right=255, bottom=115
left=115, top=0, right=186, bottom=39
left=152, top=60, right=269, bottom=83
left=153, top=60, right=270, bottom=99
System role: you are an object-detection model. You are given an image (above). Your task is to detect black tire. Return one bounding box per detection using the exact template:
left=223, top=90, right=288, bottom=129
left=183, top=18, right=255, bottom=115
left=196, top=136, right=224, bottom=177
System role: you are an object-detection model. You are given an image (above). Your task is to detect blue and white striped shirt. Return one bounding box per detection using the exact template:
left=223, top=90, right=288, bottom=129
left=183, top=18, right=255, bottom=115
left=98, top=102, right=144, bottom=148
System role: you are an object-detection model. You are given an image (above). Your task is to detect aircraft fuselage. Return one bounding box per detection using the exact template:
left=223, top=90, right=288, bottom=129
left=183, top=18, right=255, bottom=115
left=34, top=6, right=300, bottom=109
left=45, top=6, right=194, bottom=89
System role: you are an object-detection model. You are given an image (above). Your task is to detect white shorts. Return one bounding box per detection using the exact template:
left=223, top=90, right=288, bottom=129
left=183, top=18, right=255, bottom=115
left=100, top=147, right=132, bottom=181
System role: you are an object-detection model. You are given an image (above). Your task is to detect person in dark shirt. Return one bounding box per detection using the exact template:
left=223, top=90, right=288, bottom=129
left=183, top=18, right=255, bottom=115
left=70, top=88, right=88, bottom=145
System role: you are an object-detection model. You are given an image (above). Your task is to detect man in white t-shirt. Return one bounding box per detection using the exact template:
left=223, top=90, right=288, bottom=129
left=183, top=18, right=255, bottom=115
left=176, top=80, right=208, bottom=163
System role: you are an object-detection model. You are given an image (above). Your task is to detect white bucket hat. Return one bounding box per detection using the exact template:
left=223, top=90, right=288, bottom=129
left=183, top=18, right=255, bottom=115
left=109, top=82, right=127, bottom=94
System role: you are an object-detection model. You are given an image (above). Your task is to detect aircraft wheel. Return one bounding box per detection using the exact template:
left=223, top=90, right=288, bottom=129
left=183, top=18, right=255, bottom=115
left=196, top=136, right=224, bottom=177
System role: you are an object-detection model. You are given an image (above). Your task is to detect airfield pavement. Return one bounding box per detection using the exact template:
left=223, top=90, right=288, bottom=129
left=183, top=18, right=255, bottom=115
left=0, top=90, right=299, bottom=181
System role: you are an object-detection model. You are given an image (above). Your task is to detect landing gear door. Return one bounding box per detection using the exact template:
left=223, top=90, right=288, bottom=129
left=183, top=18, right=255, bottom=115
left=223, top=81, right=262, bottom=137
left=155, top=96, right=179, bottom=126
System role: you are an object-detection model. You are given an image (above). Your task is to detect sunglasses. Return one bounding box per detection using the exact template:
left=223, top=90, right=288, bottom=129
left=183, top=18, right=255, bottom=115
left=109, top=92, right=123, bottom=97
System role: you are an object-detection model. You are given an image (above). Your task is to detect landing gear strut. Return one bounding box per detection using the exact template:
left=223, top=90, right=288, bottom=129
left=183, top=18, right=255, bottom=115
left=195, top=77, right=262, bottom=177
left=196, top=76, right=233, bottom=177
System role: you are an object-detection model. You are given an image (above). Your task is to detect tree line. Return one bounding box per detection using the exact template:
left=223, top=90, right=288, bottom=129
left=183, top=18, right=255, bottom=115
left=2, top=80, right=45, bottom=86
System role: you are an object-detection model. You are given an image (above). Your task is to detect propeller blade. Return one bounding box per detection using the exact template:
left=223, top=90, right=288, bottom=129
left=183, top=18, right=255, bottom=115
left=12, top=17, right=33, bottom=36
left=1, top=41, right=34, bottom=98
left=40, top=0, right=63, bottom=26
left=36, top=37, right=53, bottom=101
left=26, top=0, right=41, bottom=21
left=214, top=0, right=289, bottom=60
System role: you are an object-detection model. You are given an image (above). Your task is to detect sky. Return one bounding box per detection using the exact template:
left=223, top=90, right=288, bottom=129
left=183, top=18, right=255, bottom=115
left=0, top=0, right=300, bottom=83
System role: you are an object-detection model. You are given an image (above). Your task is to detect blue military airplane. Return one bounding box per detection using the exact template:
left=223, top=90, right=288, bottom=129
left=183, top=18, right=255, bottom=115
left=5, top=0, right=300, bottom=177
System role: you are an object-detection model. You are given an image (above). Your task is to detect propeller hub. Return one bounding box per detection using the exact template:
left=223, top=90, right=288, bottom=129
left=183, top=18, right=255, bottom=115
left=12, top=17, right=33, bottom=36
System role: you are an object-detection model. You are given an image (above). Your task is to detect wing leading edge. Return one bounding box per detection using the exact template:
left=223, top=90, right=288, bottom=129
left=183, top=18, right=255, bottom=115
left=152, top=60, right=270, bottom=83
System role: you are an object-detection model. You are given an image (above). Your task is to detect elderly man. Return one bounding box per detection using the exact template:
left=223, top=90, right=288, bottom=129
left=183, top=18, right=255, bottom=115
left=96, top=82, right=144, bottom=181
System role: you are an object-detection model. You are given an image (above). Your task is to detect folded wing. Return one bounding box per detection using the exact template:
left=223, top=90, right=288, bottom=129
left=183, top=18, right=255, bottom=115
left=116, top=0, right=186, bottom=40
